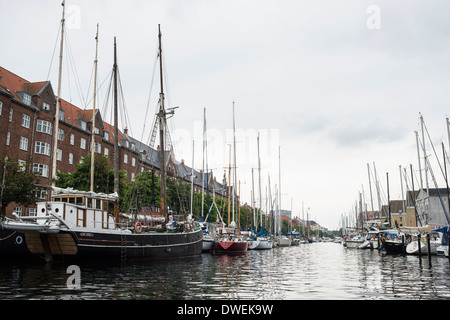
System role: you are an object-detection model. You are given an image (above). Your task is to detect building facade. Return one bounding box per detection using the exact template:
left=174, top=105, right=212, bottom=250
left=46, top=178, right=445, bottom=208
left=0, top=66, right=226, bottom=217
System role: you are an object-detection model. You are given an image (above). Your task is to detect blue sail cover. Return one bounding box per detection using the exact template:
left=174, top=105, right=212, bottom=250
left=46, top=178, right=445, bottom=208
left=434, top=226, right=449, bottom=245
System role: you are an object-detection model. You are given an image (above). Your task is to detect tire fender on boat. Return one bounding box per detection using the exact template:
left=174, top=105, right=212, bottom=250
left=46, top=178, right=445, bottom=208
left=135, top=222, right=143, bottom=233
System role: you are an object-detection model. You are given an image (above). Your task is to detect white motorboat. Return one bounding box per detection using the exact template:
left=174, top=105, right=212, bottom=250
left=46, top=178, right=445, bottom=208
left=278, top=236, right=291, bottom=247
left=344, top=235, right=364, bottom=248
left=255, top=237, right=273, bottom=250
left=406, top=233, right=442, bottom=255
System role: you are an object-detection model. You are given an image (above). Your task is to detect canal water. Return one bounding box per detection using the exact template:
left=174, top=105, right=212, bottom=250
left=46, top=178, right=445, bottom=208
left=0, top=242, right=449, bottom=300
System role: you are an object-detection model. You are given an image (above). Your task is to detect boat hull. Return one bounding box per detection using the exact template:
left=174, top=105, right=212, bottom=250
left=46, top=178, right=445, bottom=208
left=278, top=237, right=291, bottom=247
left=406, top=240, right=439, bottom=255
left=247, top=239, right=260, bottom=250
left=344, top=240, right=364, bottom=248
left=0, top=228, right=36, bottom=259
left=255, top=239, right=273, bottom=250
left=382, top=240, right=405, bottom=254
left=19, top=228, right=204, bottom=261
left=213, top=240, right=248, bottom=254
left=202, top=237, right=214, bottom=252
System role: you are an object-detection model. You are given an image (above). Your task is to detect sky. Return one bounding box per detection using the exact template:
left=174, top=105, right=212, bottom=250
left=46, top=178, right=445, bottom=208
left=2, top=0, right=450, bottom=230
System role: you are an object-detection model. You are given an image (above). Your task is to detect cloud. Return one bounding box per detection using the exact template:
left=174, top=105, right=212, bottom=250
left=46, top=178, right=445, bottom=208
left=288, top=113, right=408, bottom=148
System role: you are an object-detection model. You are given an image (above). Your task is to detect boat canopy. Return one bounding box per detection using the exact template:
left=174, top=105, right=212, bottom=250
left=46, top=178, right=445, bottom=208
left=51, top=187, right=118, bottom=201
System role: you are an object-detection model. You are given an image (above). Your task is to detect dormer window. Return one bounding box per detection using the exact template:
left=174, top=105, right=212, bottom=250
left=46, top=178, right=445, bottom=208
left=59, top=110, right=65, bottom=121
left=104, top=131, right=109, bottom=140
left=80, top=120, right=87, bottom=131
left=22, top=93, right=31, bottom=106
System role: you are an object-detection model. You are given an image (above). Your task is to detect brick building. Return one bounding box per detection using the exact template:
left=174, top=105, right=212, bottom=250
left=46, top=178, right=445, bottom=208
left=0, top=66, right=227, bottom=217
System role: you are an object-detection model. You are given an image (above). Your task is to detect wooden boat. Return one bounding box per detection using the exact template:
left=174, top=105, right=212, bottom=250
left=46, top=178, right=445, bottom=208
left=2, top=25, right=203, bottom=262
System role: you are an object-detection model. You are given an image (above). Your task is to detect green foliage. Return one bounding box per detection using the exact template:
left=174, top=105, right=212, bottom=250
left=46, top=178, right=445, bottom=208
left=56, top=154, right=127, bottom=195
left=0, top=156, right=40, bottom=217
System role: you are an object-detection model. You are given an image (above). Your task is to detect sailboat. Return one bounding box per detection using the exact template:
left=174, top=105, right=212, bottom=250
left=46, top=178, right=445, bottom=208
left=2, top=25, right=203, bottom=262
left=213, top=140, right=248, bottom=254
left=254, top=133, right=272, bottom=250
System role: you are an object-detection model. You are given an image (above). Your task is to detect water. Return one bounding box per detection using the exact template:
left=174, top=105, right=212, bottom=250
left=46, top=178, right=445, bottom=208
left=0, top=242, right=449, bottom=300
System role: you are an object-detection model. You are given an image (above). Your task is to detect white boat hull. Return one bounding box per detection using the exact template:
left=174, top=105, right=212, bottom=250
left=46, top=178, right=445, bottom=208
left=406, top=240, right=439, bottom=255
left=278, top=237, right=291, bottom=247
left=345, top=240, right=364, bottom=248
left=247, top=239, right=260, bottom=250
left=255, top=239, right=273, bottom=250
left=202, top=237, right=214, bottom=252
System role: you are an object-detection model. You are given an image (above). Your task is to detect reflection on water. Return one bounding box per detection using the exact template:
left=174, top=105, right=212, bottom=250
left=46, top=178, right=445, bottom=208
left=0, top=243, right=449, bottom=300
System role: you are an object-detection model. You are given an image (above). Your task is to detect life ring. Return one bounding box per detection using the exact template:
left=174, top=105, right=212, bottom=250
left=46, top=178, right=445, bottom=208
left=134, top=221, right=143, bottom=233
left=15, top=235, right=23, bottom=245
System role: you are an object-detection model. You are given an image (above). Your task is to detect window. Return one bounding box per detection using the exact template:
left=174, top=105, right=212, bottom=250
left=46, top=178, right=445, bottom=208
left=9, top=108, right=13, bottom=122
left=35, top=141, right=51, bottom=156
left=104, top=131, right=109, bottom=140
left=94, top=127, right=99, bottom=134
left=104, top=147, right=109, bottom=156
left=124, top=154, right=128, bottom=164
left=19, top=137, right=28, bottom=151
left=13, top=207, right=22, bottom=216
left=42, top=102, right=50, bottom=111
left=94, top=142, right=101, bottom=154
left=22, top=114, right=31, bottom=128
left=35, top=188, right=47, bottom=200
left=58, top=129, right=64, bottom=141
left=22, top=93, right=31, bottom=106
left=132, top=157, right=136, bottom=167
left=59, top=110, right=65, bottom=121
left=36, top=120, right=52, bottom=135
left=33, top=163, right=49, bottom=177
left=80, top=138, right=86, bottom=149
left=80, top=120, right=87, bottom=131
left=70, top=133, right=75, bottom=145
left=69, top=153, right=74, bottom=165
left=0, top=101, right=2, bottom=115
left=57, top=149, right=62, bottom=161
left=6, top=132, right=10, bottom=146
left=29, top=208, right=37, bottom=217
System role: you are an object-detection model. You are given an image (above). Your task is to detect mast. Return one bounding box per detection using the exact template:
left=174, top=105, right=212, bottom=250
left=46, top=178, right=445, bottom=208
left=113, top=37, right=119, bottom=195
left=190, top=140, right=194, bottom=217
left=278, top=146, right=281, bottom=234
left=51, top=0, right=66, bottom=187
left=112, top=37, right=119, bottom=226
left=232, top=101, right=237, bottom=223
left=258, top=132, right=263, bottom=228
left=227, top=144, right=232, bottom=233
left=387, top=172, right=391, bottom=227
left=90, top=23, right=99, bottom=192
left=157, top=24, right=168, bottom=220
left=201, top=108, right=206, bottom=218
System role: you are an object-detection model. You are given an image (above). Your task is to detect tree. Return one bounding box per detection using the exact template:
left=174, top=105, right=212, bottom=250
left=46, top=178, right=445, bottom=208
left=56, top=154, right=126, bottom=196
left=0, top=156, right=40, bottom=217
left=122, top=170, right=160, bottom=212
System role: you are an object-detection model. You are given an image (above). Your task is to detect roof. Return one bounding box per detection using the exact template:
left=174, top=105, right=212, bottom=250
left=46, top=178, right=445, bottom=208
left=0, top=66, right=46, bottom=109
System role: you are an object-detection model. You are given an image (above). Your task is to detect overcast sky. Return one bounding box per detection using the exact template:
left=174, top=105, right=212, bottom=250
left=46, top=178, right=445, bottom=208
left=2, top=0, right=450, bottom=230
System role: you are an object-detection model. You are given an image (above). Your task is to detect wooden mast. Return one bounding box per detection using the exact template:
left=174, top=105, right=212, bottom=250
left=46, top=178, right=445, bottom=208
left=157, top=24, right=167, bottom=220
left=90, top=23, right=99, bottom=192
left=113, top=37, right=119, bottom=225
left=51, top=0, right=66, bottom=187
